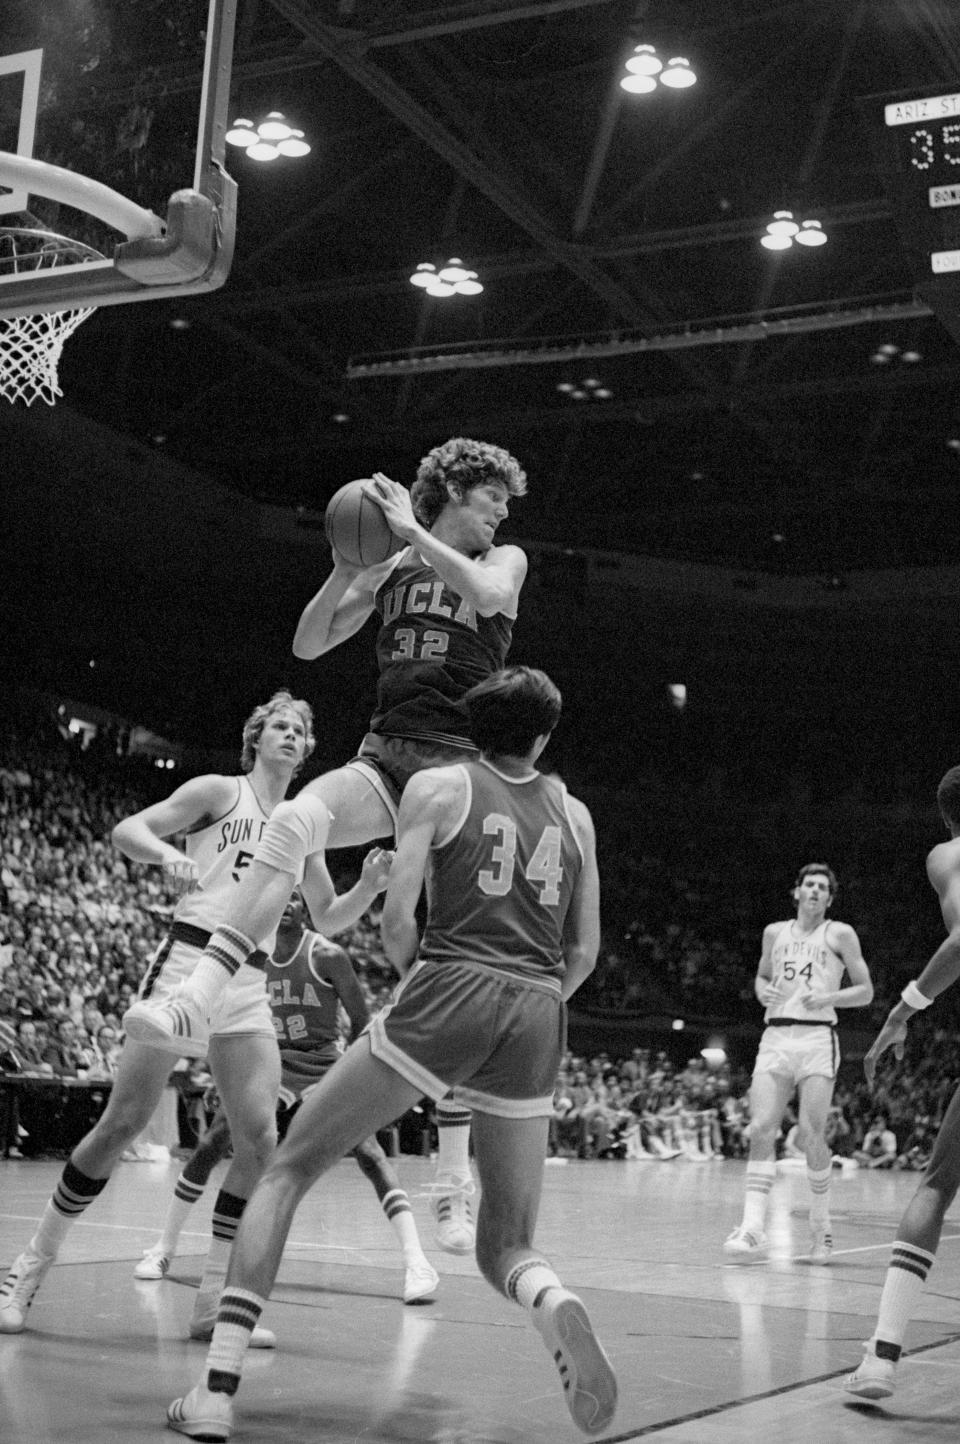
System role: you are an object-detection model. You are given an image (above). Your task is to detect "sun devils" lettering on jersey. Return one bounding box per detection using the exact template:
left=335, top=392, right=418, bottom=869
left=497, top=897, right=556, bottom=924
left=175, top=775, right=274, bottom=941
left=370, top=549, right=514, bottom=747
left=766, top=919, right=845, bottom=1025
left=419, top=759, right=583, bottom=983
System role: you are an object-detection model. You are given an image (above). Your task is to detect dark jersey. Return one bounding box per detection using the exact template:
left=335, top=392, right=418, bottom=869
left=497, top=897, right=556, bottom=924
left=369, top=548, right=514, bottom=747
left=419, top=760, right=583, bottom=982
left=264, top=930, right=347, bottom=1068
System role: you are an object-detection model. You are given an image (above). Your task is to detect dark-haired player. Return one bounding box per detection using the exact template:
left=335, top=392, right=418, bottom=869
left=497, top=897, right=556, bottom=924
left=845, top=765, right=960, bottom=1398
left=166, top=665, right=617, bottom=1441
left=723, top=863, right=873, bottom=1264
left=124, top=437, right=529, bottom=1251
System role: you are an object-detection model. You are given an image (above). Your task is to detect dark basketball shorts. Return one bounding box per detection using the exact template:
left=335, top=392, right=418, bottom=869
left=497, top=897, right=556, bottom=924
left=367, top=956, right=566, bottom=1118
left=277, top=1044, right=341, bottom=1109
left=346, top=732, right=478, bottom=832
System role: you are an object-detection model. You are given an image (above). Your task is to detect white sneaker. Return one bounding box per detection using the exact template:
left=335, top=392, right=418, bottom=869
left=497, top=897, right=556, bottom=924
left=427, top=1174, right=476, bottom=1255
left=808, top=1224, right=832, bottom=1264
left=532, top=1287, right=618, bottom=1435
left=0, top=1250, right=53, bottom=1333
left=134, top=1244, right=172, bottom=1280
left=167, top=1383, right=234, bottom=1441
left=403, top=1258, right=439, bottom=1304
left=844, top=1338, right=897, bottom=1399
left=122, top=993, right=209, bottom=1054
left=722, top=1224, right=769, bottom=1261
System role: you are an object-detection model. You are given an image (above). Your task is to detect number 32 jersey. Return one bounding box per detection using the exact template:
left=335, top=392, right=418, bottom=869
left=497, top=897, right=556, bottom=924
left=419, top=759, right=583, bottom=984
left=370, top=548, right=515, bottom=747
left=765, top=919, right=844, bottom=1025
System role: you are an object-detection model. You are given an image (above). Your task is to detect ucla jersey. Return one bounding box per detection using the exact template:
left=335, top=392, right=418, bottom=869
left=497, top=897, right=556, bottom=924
left=370, top=548, right=514, bottom=747
left=265, top=930, right=346, bottom=1062
left=766, top=919, right=844, bottom=1025
left=175, top=776, right=278, bottom=945
left=419, top=760, right=583, bottom=983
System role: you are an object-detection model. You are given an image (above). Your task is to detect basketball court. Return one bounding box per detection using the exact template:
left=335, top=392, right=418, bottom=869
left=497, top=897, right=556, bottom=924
left=3, top=1153, right=960, bottom=1442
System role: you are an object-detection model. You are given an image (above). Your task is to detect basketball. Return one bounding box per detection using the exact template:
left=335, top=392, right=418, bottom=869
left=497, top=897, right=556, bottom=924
left=324, top=479, right=404, bottom=567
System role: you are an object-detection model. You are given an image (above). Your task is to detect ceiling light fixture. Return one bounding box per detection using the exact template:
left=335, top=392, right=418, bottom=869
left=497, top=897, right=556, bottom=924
left=761, top=210, right=828, bottom=250
left=226, top=112, right=311, bottom=162
left=620, top=45, right=695, bottom=94
left=409, top=258, right=483, bottom=297
left=557, top=377, right=613, bottom=401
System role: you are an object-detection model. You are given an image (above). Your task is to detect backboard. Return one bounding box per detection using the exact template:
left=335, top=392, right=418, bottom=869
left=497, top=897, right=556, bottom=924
left=0, top=0, right=238, bottom=318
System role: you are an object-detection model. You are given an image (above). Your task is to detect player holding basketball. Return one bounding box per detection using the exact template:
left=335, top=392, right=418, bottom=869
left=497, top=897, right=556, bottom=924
left=845, top=765, right=960, bottom=1399
left=723, top=863, right=873, bottom=1264
left=124, top=436, right=528, bottom=1253
left=0, top=692, right=386, bottom=1338
left=166, top=666, right=617, bottom=1441
left=134, top=887, right=438, bottom=1305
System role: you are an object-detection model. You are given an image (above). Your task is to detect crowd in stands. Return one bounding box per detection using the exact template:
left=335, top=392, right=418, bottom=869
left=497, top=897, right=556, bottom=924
left=0, top=691, right=953, bottom=1170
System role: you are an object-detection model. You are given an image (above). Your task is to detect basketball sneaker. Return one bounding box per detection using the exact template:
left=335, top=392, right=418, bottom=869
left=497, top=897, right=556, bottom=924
left=532, top=1287, right=618, bottom=1435
left=722, top=1224, right=769, bottom=1261
left=808, top=1224, right=833, bottom=1264
left=843, top=1338, right=897, bottom=1399
left=403, top=1258, right=439, bottom=1304
left=167, top=1383, right=234, bottom=1441
left=134, top=1244, right=172, bottom=1280
left=426, top=1173, right=476, bottom=1255
left=122, top=992, right=208, bottom=1053
left=0, top=1249, right=53, bottom=1333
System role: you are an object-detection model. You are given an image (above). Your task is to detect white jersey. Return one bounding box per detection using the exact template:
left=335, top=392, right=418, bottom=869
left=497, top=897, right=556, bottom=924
left=175, top=775, right=278, bottom=949
left=765, top=919, right=844, bottom=1025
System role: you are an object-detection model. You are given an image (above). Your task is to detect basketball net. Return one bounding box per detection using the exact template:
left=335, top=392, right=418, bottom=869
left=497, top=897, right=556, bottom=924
left=0, top=228, right=102, bottom=405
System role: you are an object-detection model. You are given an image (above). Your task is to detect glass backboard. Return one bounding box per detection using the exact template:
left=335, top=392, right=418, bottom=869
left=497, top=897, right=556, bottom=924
left=0, top=0, right=238, bottom=316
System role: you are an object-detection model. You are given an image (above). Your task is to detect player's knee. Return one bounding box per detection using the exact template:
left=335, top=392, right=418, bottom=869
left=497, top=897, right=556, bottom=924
left=257, top=795, right=332, bottom=872
left=231, top=1112, right=277, bottom=1166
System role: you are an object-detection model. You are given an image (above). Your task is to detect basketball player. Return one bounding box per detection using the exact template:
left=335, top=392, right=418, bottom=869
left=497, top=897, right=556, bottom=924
left=723, top=863, right=873, bottom=1263
left=845, top=764, right=960, bottom=1398
left=166, top=666, right=617, bottom=1441
left=123, top=437, right=529, bottom=1253
left=0, top=692, right=384, bottom=1338
left=135, top=887, right=438, bottom=1305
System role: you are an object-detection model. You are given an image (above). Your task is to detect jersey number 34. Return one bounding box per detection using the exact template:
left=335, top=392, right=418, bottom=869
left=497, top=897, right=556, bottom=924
left=479, top=815, right=562, bottom=906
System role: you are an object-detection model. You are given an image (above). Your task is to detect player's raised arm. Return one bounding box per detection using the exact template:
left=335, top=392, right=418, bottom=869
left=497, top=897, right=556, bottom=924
left=365, top=472, right=527, bottom=617
left=291, top=554, right=386, bottom=659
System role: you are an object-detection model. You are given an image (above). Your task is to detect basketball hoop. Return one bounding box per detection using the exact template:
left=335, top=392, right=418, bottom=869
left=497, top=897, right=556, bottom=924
left=0, top=228, right=104, bottom=405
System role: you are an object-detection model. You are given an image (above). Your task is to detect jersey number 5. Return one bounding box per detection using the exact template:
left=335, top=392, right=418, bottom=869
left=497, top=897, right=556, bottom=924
left=478, top=814, right=562, bottom=905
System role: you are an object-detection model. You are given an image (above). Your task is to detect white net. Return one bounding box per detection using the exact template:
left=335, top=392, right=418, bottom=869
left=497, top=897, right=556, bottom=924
left=0, top=229, right=103, bottom=406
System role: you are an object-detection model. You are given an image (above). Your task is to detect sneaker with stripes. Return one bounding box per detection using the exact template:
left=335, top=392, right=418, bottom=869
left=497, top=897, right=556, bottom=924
left=122, top=993, right=208, bottom=1053
left=532, top=1287, right=618, bottom=1435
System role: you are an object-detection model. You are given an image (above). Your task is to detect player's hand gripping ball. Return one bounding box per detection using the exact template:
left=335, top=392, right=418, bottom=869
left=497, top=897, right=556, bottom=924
left=324, top=478, right=405, bottom=566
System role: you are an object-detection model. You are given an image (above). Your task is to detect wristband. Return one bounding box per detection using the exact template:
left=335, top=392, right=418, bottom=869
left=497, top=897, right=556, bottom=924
left=901, top=980, right=933, bottom=1011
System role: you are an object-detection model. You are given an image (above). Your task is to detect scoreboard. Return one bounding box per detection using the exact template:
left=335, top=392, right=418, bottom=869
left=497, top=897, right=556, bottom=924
left=864, top=86, right=960, bottom=342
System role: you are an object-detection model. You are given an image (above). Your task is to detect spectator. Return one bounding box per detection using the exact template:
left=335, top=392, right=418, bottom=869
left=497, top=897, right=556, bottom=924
left=853, top=1114, right=898, bottom=1169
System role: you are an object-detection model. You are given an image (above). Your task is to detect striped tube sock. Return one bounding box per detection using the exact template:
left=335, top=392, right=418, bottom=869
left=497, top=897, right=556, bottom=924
left=380, top=1187, right=423, bottom=1263
left=742, top=1161, right=776, bottom=1231
left=505, top=1258, right=563, bottom=1312
left=31, top=1161, right=109, bottom=1258
left=435, top=1096, right=472, bottom=1179
left=195, top=1190, right=246, bottom=1321
left=206, top=1288, right=265, bottom=1395
left=187, top=927, right=257, bottom=1011
left=158, top=1172, right=207, bottom=1256
left=806, top=1164, right=832, bottom=1226
left=874, top=1240, right=936, bottom=1357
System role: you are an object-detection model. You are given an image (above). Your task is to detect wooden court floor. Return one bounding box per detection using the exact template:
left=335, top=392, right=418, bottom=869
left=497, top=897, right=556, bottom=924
left=2, top=1153, right=960, bottom=1443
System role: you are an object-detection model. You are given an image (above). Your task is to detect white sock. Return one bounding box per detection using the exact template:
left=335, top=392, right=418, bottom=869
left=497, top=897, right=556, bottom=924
left=382, top=1188, right=427, bottom=1264
left=206, top=1288, right=265, bottom=1393
left=505, top=1258, right=563, bottom=1313
left=187, top=927, right=257, bottom=1011
left=807, top=1164, right=832, bottom=1226
left=742, top=1161, right=776, bottom=1230
left=435, top=1096, right=472, bottom=1180
left=875, top=1241, right=936, bottom=1353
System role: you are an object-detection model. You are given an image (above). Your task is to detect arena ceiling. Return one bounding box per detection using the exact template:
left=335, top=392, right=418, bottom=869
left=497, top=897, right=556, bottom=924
left=22, top=0, right=960, bottom=573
